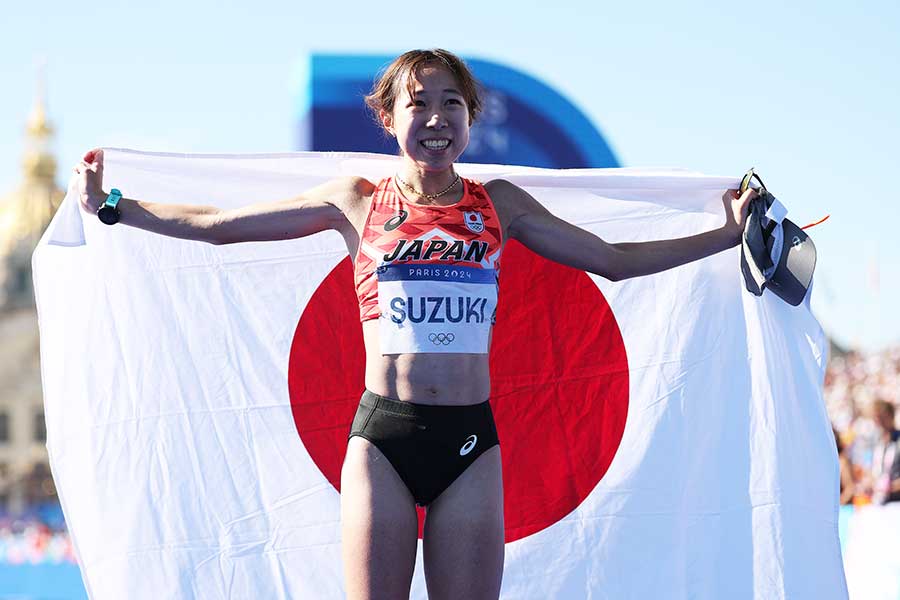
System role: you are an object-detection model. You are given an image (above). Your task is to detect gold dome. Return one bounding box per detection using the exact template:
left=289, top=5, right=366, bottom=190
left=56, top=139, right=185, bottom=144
left=0, top=181, right=62, bottom=248
left=22, top=152, right=57, bottom=182
left=0, top=66, right=64, bottom=310
left=26, top=102, right=53, bottom=139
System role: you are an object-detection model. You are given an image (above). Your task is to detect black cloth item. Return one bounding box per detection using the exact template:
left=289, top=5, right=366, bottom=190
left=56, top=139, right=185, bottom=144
left=739, top=170, right=817, bottom=306
left=348, top=390, right=500, bottom=506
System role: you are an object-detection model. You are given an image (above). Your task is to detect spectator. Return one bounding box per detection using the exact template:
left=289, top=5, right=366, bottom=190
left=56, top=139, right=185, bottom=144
left=834, top=427, right=856, bottom=505
left=869, top=399, right=900, bottom=504
left=823, top=347, right=900, bottom=504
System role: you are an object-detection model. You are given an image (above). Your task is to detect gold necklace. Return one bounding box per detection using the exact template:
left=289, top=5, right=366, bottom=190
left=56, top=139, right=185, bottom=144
left=395, top=172, right=461, bottom=201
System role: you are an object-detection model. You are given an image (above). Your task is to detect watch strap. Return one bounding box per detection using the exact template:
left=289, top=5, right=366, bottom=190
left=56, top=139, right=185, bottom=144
left=97, top=188, right=123, bottom=225
left=103, top=188, right=122, bottom=209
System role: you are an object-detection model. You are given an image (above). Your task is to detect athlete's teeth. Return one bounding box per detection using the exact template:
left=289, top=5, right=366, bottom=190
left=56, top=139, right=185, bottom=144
left=423, top=140, right=450, bottom=149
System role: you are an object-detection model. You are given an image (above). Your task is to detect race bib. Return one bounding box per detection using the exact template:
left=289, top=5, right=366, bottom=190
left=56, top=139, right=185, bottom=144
left=377, top=263, right=498, bottom=354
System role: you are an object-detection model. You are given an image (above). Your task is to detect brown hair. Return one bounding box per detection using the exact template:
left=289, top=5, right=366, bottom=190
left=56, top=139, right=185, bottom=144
left=364, top=49, right=483, bottom=131
left=874, top=399, right=896, bottom=422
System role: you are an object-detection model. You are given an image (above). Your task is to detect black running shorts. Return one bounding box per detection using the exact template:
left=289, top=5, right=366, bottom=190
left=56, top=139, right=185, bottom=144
left=348, top=390, right=500, bottom=506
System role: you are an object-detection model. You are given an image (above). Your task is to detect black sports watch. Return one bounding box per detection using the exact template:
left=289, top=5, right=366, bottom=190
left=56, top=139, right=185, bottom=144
left=97, top=189, right=123, bottom=225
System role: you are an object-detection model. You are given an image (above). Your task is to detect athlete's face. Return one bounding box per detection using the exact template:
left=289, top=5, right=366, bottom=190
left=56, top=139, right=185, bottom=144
left=381, top=66, right=470, bottom=172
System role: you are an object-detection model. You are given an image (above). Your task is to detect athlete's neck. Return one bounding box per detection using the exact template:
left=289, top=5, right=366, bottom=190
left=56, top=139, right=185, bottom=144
left=396, top=165, right=460, bottom=203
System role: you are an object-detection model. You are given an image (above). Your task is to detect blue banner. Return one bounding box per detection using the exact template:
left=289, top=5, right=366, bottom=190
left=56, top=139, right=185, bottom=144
left=297, top=54, right=619, bottom=169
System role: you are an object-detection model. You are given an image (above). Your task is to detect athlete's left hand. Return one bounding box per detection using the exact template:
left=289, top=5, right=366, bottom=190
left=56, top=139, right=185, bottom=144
left=721, top=187, right=758, bottom=246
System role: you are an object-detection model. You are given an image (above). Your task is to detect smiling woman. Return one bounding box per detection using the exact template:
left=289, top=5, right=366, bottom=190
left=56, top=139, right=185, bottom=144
left=74, top=47, right=755, bottom=600
left=362, top=49, right=481, bottom=203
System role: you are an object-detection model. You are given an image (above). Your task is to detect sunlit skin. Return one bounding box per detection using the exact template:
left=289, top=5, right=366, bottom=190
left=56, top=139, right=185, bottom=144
left=73, top=58, right=758, bottom=600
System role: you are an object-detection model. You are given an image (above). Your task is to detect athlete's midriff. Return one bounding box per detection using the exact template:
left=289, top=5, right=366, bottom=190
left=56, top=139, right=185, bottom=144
left=361, top=320, right=492, bottom=405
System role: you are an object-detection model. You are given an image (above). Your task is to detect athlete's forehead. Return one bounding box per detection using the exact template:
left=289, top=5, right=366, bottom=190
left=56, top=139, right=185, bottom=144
left=398, top=65, right=464, bottom=98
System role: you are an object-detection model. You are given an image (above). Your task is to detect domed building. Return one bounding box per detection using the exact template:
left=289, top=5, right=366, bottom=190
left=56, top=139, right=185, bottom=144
left=0, top=78, right=64, bottom=516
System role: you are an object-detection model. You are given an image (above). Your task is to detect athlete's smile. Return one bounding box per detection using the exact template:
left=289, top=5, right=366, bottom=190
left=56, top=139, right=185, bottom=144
left=420, top=138, right=452, bottom=154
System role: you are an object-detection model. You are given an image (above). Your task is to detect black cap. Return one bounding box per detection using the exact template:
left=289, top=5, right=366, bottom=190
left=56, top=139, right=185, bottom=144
left=739, top=169, right=817, bottom=306
left=765, top=218, right=816, bottom=306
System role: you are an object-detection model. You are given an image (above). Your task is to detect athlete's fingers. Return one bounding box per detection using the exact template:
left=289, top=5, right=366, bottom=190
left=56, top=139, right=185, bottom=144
left=738, top=187, right=758, bottom=203
left=83, top=148, right=103, bottom=164
left=731, top=188, right=758, bottom=229
left=739, top=189, right=757, bottom=216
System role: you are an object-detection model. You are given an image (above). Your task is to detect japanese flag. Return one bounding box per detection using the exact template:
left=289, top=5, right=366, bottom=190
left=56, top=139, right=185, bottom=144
left=33, top=149, right=847, bottom=599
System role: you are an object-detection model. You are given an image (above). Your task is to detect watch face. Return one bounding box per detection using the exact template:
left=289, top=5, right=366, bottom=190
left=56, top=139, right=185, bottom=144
left=98, top=205, right=119, bottom=225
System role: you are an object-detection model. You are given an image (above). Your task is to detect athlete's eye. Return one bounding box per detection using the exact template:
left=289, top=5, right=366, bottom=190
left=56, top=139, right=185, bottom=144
left=407, top=100, right=426, bottom=108
left=446, top=98, right=463, bottom=105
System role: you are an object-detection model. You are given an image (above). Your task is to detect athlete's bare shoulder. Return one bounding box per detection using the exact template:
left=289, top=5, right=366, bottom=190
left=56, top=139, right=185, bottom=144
left=308, top=176, right=377, bottom=234
left=484, top=179, right=521, bottom=201
left=484, top=179, right=532, bottom=239
left=314, top=176, right=375, bottom=210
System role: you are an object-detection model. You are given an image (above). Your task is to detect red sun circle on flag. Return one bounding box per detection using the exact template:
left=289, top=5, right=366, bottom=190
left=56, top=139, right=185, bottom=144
left=288, top=241, right=629, bottom=543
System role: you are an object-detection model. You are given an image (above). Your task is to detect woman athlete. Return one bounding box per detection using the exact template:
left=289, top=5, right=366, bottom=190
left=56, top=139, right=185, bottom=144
left=75, top=49, right=756, bottom=600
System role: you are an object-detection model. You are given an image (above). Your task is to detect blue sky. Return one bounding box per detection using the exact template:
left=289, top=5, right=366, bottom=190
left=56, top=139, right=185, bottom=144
left=1, top=0, right=897, bottom=350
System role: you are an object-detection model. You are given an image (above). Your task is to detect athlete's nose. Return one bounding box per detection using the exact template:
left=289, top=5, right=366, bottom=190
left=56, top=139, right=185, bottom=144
left=426, top=112, right=447, bottom=129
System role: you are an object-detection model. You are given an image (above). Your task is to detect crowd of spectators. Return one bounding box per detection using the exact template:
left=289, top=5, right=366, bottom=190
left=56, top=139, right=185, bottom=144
left=0, top=463, right=75, bottom=564
left=0, top=508, right=76, bottom=564
left=825, top=346, right=900, bottom=506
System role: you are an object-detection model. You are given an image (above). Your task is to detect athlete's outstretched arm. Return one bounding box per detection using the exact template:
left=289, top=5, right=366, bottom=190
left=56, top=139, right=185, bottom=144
left=75, top=148, right=365, bottom=245
left=486, top=179, right=755, bottom=282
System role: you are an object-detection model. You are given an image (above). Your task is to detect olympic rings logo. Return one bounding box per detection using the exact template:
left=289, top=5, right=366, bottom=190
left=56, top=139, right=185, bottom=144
left=428, top=333, right=455, bottom=345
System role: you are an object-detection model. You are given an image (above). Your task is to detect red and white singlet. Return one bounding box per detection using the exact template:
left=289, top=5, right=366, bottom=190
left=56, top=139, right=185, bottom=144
left=354, top=177, right=503, bottom=354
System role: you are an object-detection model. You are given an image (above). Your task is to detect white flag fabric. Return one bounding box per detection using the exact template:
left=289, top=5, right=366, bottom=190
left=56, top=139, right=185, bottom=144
left=33, top=149, right=847, bottom=599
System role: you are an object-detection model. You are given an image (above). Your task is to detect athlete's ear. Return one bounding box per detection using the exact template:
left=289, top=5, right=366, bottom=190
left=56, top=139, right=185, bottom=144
left=379, top=109, right=395, bottom=137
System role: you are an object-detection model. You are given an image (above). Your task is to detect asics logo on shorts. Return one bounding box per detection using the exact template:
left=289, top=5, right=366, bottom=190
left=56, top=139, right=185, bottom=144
left=429, top=332, right=455, bottom=345
left=460, top=434, right=478, bottom=456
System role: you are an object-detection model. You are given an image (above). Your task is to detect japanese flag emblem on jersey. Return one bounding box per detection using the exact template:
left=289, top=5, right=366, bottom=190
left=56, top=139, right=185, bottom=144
left=464, top=211, right=485, bottom=233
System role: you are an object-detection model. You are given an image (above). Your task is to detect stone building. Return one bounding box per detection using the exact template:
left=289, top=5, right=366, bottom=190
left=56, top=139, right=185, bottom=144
left=0, top=79, right=64, bottom=515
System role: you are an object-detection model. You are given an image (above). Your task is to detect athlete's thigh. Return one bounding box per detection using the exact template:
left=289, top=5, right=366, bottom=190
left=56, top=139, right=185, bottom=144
left=341, top=436, right=419, bottom=600
left=422, top=446, right=505, bottom=600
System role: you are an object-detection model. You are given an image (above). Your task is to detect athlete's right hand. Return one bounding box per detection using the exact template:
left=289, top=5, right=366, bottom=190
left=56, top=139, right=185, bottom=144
left=74, top=148, right=106, bottom=214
